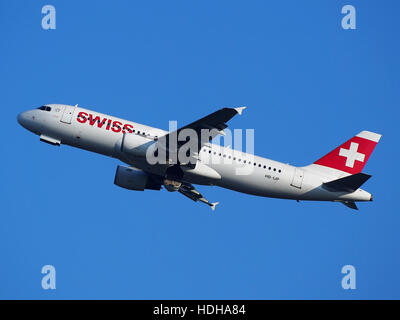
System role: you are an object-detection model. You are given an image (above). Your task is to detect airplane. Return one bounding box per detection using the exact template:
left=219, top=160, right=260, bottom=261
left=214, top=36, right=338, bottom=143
left=17, top=104, right=381, bottom=210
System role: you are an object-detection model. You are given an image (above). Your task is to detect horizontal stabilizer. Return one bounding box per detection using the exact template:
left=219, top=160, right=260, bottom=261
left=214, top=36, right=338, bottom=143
left=323, top=173, right=371, bottom=193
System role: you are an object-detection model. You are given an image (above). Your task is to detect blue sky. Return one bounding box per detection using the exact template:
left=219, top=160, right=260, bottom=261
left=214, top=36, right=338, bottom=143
left=1, top=0, right=399, bottom=299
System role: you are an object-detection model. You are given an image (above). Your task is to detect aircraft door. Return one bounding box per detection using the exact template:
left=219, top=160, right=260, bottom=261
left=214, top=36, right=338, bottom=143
left=291, top=168, right=304, bottom=189
left=60, top=105, right=76, bottom=124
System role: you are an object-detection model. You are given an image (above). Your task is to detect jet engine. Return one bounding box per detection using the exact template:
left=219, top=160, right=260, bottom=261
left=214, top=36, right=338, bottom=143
left=114, top=165, right=161, bottom=191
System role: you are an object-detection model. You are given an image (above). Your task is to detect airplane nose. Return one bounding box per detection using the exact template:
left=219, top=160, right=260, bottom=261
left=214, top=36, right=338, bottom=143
left=17, top=110, right=41, bottom=135
left=17, top=112, right=23, bottom=125
left=17, top=111, right=30, bottom=129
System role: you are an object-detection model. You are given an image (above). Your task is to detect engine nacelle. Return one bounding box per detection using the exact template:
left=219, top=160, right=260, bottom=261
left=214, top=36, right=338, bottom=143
left=114, top=165, right=161, bottom=191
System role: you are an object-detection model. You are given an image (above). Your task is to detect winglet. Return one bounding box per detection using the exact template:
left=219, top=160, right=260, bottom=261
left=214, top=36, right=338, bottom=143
left=210, top=202, right=219, bottom=211
left=234, top=106, right=247, bottom=115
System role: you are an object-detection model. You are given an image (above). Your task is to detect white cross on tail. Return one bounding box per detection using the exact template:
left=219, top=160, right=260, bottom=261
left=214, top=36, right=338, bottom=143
left=339, top=142, right=365, bottom=168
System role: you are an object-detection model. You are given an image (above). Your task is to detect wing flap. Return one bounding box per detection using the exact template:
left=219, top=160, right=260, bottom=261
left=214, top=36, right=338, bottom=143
left=179, top=183, right=219, bottom=210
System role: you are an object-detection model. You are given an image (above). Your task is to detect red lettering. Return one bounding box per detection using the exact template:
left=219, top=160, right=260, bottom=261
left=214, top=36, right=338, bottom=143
left=112, top=121, right=122, bottom=133
left=89, top=114, right=101, bottom=126
left=77, top=112, right=88, bottom=123
left=79, top=113, right=133, bottom=135
left=97, top=117, right=107, bottom=128
left=88, top=114, right=108, bottom=128
left=106, top=119, right=112, bottom=130
left=123, top=123, right=133, bottom=134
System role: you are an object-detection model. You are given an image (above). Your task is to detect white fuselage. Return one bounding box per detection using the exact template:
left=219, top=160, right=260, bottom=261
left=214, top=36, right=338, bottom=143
left=17, top=104, right=372, bottom=203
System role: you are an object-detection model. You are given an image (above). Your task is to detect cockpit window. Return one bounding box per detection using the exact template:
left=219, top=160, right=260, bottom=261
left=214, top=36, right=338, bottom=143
left=37, top=106, right=52, bottom=112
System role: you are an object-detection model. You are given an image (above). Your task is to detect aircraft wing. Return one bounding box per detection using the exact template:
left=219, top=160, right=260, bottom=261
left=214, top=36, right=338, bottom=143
left=159, top=106, right=246, bottom=163
left=178, top=183, right=219, bottom=211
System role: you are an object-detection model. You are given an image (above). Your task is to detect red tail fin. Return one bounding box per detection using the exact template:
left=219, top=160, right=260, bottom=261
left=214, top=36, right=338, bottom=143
left=313, top=131, right=381, bottom=174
